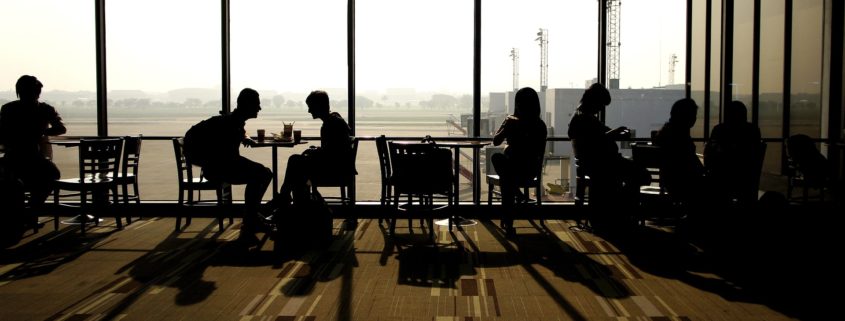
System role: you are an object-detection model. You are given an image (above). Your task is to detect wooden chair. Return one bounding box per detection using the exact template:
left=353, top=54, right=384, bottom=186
left=388, top=141, right=454, bottom=239
left=113, top=135, right=142, bottom=223
left=53, top=138, right=125, bottom=234
left=310, top=137, right=359, bottom=206
left=172, top=138, right=232, bottom=231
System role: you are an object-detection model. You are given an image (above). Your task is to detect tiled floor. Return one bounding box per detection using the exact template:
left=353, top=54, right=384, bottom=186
left=0, top=215, right=821, bottom=320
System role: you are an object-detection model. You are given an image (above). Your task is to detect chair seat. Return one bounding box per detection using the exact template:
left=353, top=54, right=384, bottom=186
left=56, top=176, right=118, bottom=188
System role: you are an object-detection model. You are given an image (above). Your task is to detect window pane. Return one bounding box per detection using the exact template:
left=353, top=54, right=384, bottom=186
left=709, top=0, right=722, bottom=135
left=790, top=0, right=824, bottom=138
left=760, top=0, right=784, bottom=173
left=232, top=0, right=347, bottom=142
left=732, top=0, right=754, bottom=109
left=608, top=0, right=686, bottom=140
left=1, top=1, right=96, bottom=193
left=106, top=0, right=221, bottom=139
left=0, top=0, right=96, bottom=137
left=483, top=1, right=596, bottom=202
left=691, top=0, right=707, bottom=138
left=106, top=0, right=220, bottom=201
left=357, top=0, right=472, bottom=138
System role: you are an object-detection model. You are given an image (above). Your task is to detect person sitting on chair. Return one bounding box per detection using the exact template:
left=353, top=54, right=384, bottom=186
left=568, top=83, right=644, bottom=208
left=0, top=75, right=66, bottom=228
left=276, top=91, right=355, bottom=222
left=704, top=101, right=762, bottom=205
left=654, top=98, right=706, bottom=207
left=184, top=88, right=272, bottom=245
left=492, top=87, right=547, bottom=236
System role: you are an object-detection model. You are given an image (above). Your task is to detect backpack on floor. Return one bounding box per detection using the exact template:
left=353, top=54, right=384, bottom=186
left=272, top=190, right=333, bottom=253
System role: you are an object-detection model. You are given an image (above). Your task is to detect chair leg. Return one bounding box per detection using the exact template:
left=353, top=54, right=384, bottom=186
left=488, top=183, right=493, bottom=205
left=216, top=187, right=225, bottom=231
left=176, top=188, right=184, bottom=231
left=53, top=188, right=60, bottom=231
left=80, top=190, right=87, bottom=235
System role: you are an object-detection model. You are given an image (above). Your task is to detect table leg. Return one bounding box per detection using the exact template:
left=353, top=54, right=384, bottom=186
left=473, top=148, right=480, bottom=205
left=453, top=147, right=460, bottom=205
left=272, top=146, right=279, bottom=198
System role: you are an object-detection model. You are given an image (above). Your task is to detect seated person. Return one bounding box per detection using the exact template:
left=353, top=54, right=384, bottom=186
left=0, top=75, right=66, bottom=226
left=568, top=83, right=644, bottom=207
left=704, top=101, right=762, bottom=204
left=654, top=98, right=706, bottom=206
left=492, top=87, right=547, bottom=235
left=277, top=91, right=355, bottom=206
left=183, top=88, right=272, bottom=245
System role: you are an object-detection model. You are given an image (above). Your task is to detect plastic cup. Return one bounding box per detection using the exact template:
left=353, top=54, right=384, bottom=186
left=294, top=130, right=302, bottom=143
left=257, top=129, right=265, bottom=140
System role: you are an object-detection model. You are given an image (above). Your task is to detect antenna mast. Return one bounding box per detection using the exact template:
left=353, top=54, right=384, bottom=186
left=536, top=28, right=548, bottom=92
left=668, top=53, right=679, bottom=85
left=510, top=48, right=519, bottom=91
left=607, top=0, right=621, bottom=89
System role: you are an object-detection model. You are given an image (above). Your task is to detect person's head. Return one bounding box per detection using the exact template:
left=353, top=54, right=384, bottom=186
left=16, top=75, right=43, bottom=101
left=514, top=87, right=541, bottom=120
left=579, top=83, right=611, bottom=114
left=234, top=88, right=261, bottom=119
left=724, top=100, right=748, bottom=124
left=306, top=90, right=330, bottom=119
left=669, top=98, right=699, bottom=129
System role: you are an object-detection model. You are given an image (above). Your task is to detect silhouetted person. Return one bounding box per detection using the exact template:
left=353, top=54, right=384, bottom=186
left=277, top=91, right=354, bottom=214
left=492, top=87, right=547, bottom=236
left=705, top=101, right=762, bottom=204
left=0, top=75, right=66, bottom=225
left=654, top=98, right=705, bottom=206
left=184, top=88, right=272, bottom=245
left=568, top=83, right=642, bottom=208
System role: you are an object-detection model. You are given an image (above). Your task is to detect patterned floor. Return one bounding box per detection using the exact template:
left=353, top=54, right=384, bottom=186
left=0, top=216, right=815, bottom=320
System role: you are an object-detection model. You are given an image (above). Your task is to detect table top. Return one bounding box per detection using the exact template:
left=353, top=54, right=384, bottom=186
left=390, top=140, right=490, bottom=148
left=252, top=139, right=308, bottom=147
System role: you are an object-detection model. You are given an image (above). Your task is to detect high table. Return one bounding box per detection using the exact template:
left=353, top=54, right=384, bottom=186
left=390, top=140, right=490, bottom=205
left=252, top=139, right=307, bottom=198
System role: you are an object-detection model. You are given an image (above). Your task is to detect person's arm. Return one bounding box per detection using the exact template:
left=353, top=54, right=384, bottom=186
left=493, top=116, right=515, bottom=146
left=44, top=105, right=67, bottom=136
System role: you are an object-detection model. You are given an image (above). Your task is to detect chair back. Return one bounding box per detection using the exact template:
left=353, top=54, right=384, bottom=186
left=786, top=134, right=829, bottom=184
left=376, top=135, right=391, bottom=184
left=121, top=135, right=142, bottom=177
left=388, top=142, right=453, bottom=195
left=631, top=142, right=663, bottom=190
left=78, top=138, right=124, bottom=182
left=172, top=138, right=199, bottom=185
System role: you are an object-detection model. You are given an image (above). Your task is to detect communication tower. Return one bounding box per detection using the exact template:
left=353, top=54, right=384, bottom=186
left=510, top=48, right=519, bottom=92
left=607, top=0, right=621, bottom=89
left=668, top=53, right=679, bottom=86
left=536, top=29, right=548, bottom=92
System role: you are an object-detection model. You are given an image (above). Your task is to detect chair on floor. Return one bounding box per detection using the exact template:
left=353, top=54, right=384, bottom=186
left=172, top=138, right=232, bottom=231
left=310, top=137, right=359, bottom=206
left=53, top=138, right=125, bottom=234
left=113, top=135, right=142, bottom=223
left=388, top=141, right=454, bottom=239
left=375, top=135, right=396, bottom=226
left=786, top=135, right=831, bottom=203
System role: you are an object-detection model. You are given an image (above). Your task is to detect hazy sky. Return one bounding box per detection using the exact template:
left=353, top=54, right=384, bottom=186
left=1, top=0, right=686, bottom=95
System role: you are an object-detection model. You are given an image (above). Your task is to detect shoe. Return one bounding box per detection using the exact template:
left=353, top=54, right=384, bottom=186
left=343, top=219, right=358, bottom=231
left=505, top=226, right=517, bottom=238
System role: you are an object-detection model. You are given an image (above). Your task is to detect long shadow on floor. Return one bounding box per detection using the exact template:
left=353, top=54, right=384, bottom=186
left=597, top=208, right=839, bottom=321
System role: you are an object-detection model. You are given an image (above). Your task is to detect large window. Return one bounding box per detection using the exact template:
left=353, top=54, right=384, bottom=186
left=608, top=0, right=686, bottom=140
left=709, top=0, right=722, bottom=134
left=790, top=0, right=824, bottom=138
left=759, top=0, right=785, bottom=173
left=732, top=0, right=754, bottom=109
left=356, top=0, right=473, bottom=138
left=691, top=0, right=707, bottom=138
left=0, top=0, right=96, bottom=136
left=106, top=0, right=221, bottom=201
left=1, top=1, right=96, bottom=195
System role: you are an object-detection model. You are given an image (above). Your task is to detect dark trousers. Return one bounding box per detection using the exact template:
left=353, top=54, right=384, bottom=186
left=203, top=156, right=272, bottom=233
left=5, top=155, right=60, bottom=208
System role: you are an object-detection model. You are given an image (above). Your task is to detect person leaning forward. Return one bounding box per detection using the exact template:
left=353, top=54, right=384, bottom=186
left=183, top=88, right=272, bottom=246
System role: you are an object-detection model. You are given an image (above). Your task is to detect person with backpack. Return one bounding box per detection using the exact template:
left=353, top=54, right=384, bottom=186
left=183, top=88, right=272, bottom=245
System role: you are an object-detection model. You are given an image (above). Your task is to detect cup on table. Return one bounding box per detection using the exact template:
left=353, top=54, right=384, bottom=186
left=257, top=129, right=265, bottom=141
left=283, top=123, right=293, bottom=140
left=293, top=130, right=302, bottom=143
